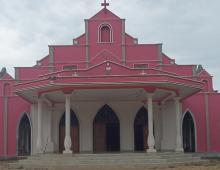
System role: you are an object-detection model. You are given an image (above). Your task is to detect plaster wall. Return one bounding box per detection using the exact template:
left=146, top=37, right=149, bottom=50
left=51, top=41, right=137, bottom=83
left=31, top=102, right=51, bottom=154
left=208, top=93, right=220, bottom=152
left=182, top=93, right=207, bottom=152
left=0, top=98, right=3, bottom=156
left=161, top=101, right=177, bottom=150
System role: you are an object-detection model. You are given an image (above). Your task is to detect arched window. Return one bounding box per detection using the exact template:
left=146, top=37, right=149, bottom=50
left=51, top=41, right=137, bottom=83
left=18, top=114, right=31, bottom=156
left=182, top=112, right=196, bottom=152
left=99, top=24, right=112, bottom=43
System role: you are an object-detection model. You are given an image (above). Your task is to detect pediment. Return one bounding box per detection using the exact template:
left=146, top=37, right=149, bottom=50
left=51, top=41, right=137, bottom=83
left=90, top=49, right=121, bottom=66
left=90, top=8, right=121, bottom=20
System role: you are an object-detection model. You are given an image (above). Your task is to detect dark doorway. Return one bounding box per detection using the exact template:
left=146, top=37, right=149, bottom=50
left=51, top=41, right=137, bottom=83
left=18, top=114, right=31, bottom=156
left=182, top=112, right=195, bottom=152
left=93, top=105, right=120, bottom=152
left=134, top=107, right=148, bottom=151
left=59, top=110, right=79, bottom=153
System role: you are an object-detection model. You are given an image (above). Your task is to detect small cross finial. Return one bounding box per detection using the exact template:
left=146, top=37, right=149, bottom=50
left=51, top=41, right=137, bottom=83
left=101, top=0, right=109, bottom=9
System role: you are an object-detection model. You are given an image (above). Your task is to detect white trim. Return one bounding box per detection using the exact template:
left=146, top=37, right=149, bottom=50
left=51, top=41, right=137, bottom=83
left=98, top=23, right=113, bottom=43
left=182, top=109, right=197, bottom=152
left=16, top=112, right=33, bottom=156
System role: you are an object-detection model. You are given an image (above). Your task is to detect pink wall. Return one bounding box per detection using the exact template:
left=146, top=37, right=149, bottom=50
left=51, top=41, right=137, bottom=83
left=0, top=98, right=3, bottom=156
left=88, top=19, right=122, bottom=61
left=162, top=54, right=173, bottom=64
left=126, top=45, right=159, bottom=63
left=125, top=33, right=135, bottom=45
left=38, top=55, right=49, bottom=66
left=53, top=46, right=86, bottom=70
left=208, top=93, right=220, bottom=152
left=7, top=97, right=30, bottom=156
left=182, top=93, right=207, bottom=152
left=75, top=34, right=86, bottom=45
left=162, top=65, right=194, bottom=77
left=198, top=70, right=214, bottom=92
left=18, top=67, right=49, bottom=80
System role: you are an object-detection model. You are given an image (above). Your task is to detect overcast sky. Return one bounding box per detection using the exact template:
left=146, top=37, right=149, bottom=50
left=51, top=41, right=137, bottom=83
left=0, top=0, right=219, bottom=90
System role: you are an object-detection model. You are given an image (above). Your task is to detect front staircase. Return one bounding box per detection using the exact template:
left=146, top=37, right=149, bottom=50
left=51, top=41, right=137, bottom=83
left=8, top=152, right=208, bottom=169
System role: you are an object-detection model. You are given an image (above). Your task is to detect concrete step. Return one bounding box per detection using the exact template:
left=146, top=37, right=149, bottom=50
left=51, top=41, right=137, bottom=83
left=8, top=152, right=209, bottom=169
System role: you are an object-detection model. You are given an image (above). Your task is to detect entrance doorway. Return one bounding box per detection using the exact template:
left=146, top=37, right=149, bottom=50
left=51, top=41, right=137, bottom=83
left=93, top=105, right=120, bottom=152
left=182, top=112, right=195, bottom=152
left=18, top=114, right=31, bottom=156
left=134, top=107, right=148, bottom=151
left=59, top=110, right=79, bottom=153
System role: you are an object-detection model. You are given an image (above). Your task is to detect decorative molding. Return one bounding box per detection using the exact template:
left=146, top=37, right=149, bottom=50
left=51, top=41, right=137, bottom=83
left=85, top=20, right=89, bottom=68
left=49, top=46, right=54, bottom=73
left=121, top=19, right=126, bottom=65
left=204, top=94, right=210, bottom=152
left=3, top=96, right=8, bottom=156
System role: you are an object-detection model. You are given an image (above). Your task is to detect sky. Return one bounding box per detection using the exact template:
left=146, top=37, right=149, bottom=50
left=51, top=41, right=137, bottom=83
left=0, top=0, right=219, bottom=90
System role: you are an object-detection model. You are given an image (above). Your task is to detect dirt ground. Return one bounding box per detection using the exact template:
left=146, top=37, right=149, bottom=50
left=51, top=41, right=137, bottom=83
left=1, top=160, right=220, bottom=170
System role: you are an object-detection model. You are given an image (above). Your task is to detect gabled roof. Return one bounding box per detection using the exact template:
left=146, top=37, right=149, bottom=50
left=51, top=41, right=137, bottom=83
left=0, top=67, right=14, bottom=80
left=198, top=69, right=212, bottom=77
left=89, top=8, right=121, bottom=20
left=0, top=72, right=14, bottom=81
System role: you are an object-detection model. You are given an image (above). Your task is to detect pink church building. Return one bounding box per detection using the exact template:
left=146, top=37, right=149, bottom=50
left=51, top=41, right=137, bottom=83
left=1, top=2, right=220, bottom=157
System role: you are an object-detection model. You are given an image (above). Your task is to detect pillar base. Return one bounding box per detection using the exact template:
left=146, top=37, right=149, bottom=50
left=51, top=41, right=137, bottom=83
left=46, top=142, right=54, bottom=152
left=36, top=150, right=43, bottom=154
left=63, top=150, right=72, bottom=154
left=175, top=148, right=184, bottom=152
left=147, top=148, right=156, bottom=153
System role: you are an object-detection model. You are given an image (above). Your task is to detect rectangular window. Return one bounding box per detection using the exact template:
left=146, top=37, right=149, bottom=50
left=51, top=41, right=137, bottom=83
left=134, top=64, right=148, bottom=69
left=63, top=65, right=77, bottom=71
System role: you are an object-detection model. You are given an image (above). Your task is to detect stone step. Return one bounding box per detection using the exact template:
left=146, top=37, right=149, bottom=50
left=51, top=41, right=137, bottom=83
left=8, top=153, right=209, bottom=169
left=27, top=153, right=197, bottom=160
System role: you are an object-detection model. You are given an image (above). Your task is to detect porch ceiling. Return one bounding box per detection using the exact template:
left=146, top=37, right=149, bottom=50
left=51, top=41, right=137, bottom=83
left=15, top=83, right=201, bottom=104
left=43, top=88, right=171, bottom=103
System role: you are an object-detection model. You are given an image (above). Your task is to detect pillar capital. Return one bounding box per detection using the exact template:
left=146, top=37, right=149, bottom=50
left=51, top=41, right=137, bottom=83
left=37, top=95, right=44, bottom=102
left=147, top=93, right=154, bottom=98
left=173, top=96, right=181, bottom=101
left=142, top=86, right=156, bottom=94
left=65, top=93, right=72, bottom=98
left=160, top=101, right=165, bottom=105
left=62, top=88, right=73, bottom=95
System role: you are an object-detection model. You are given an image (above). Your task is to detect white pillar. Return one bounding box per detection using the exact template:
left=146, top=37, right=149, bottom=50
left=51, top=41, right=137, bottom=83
left=47, top=106, right=54, bottom=152
left=158, top=102, right=164, bottom=151
left=147, top=93, right=156, bottom=152
left=174, top=97, right=184, bottom=152
left=63, top=94, right=72, bottom=154
left=36, top=97, right=43, bottom=154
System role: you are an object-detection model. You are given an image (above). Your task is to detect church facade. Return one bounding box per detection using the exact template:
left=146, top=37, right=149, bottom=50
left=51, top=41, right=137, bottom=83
left=1, top=2, right=220, bottom=157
